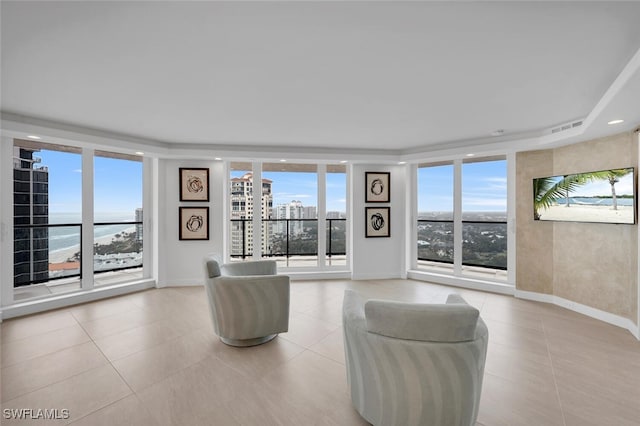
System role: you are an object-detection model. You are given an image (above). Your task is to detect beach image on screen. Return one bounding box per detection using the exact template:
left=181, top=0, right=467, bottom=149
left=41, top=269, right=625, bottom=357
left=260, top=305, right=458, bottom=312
left=533, top=167, right=635, bottom=224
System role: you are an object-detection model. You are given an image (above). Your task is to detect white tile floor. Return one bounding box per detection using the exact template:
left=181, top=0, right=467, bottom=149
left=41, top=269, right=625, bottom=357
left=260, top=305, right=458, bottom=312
left=2, top=279, right=640, bottom=425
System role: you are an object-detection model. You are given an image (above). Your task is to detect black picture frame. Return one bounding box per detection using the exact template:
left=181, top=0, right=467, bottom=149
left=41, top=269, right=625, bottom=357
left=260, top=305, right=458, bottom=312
left=179, top=168, right=210, bottom=202
left=179, top=206, right=210, bottom=240
left=365, top=207, right=390, bottom=238
left=365, top=172, right=390, bottom=203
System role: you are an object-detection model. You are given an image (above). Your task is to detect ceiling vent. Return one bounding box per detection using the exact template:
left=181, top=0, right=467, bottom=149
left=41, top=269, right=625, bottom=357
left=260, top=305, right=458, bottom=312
left=550, top=120, right=583, bottom=134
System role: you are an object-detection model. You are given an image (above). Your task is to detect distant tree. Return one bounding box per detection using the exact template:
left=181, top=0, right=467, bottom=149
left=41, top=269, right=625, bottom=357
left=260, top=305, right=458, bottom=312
left=578, top=169, right=631, bottom=210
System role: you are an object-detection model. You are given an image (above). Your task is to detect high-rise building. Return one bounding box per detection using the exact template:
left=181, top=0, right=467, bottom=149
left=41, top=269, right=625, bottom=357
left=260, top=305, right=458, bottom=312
left=274, top=200, right=307, bottom=236
left=229, top=173, right=272, bottom=257
left=13, top=146, right=49, bottom=286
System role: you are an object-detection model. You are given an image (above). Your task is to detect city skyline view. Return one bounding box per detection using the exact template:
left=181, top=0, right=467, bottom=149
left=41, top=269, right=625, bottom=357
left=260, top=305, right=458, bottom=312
left=231, top=169, right=347, bottom=213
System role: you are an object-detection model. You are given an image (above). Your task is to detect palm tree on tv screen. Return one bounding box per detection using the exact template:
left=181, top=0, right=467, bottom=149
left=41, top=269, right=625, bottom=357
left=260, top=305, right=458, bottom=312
left=533, top=168, right=632, bottom=219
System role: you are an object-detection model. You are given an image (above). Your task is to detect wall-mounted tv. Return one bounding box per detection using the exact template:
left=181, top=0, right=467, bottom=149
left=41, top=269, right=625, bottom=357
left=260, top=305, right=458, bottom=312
left=533, top=167, right=636, bottom=224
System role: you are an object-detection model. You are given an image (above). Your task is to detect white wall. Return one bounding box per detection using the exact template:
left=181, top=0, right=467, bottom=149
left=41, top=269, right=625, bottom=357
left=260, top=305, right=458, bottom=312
left=351, top=164, right=406, bottom=280
left=157, top=159, right=225, bottom=286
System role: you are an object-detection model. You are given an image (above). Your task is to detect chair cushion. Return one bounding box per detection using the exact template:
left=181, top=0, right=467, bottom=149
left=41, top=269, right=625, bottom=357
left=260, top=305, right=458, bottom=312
left=364, top=296, right=480, bottom=342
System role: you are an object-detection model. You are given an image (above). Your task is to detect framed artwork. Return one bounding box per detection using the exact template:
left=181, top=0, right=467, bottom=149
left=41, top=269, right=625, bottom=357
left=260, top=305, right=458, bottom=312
left=365, top=172, right=390, bottom=203
left=180, top=168, right=210, bottom=201
left=365, top=207, right=390, bottom=238
left=179, top=206, right=209, bottom=240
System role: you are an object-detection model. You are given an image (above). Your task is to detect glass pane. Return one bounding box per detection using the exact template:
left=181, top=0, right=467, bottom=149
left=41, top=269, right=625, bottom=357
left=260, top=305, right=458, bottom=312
left=418, top=164, right=454, bottom=220
left=229, top=163, right=254, bottom=259
left=462, top=159, right=507, bottom=221
left=326, top=166, right=346, bottom=266
left=462, top=222, right=507, bottom=269
left=417, top=220, right=454, bottom=263
left=13, top=141, right=82, bottom=300
left=94, top=154, right=143, bottom=285
left=262, top=163, right=318, bottom=267
left=462, top=159, right=507, bottom=272
left=417, top=163, right=454, bottom=267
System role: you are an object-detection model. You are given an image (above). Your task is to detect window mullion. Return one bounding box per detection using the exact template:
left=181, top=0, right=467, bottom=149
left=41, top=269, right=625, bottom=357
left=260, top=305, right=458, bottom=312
left=81, top=148, right=94, bottom=289
left=453, top=159, right=462, bottom=275
left=317, top=164, right=327, bottom=269
left=252, top=162, right=262, bottom=260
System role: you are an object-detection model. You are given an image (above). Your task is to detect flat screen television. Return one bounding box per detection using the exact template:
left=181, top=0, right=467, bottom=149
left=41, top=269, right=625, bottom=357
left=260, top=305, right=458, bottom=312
left=533, top=167, right=636, bottom=224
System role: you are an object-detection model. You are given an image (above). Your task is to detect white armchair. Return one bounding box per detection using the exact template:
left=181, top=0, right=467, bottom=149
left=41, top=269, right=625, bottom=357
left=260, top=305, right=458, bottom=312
left=203, top=256, right=290, bottom=347
left=342, top=290, right=488, bottom=426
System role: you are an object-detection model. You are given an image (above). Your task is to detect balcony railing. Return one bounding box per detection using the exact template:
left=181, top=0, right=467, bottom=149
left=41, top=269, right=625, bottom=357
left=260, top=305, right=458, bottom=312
left=14, top=223, right=82, bottom=286
left=93, top=222, right=143, bottom=273
left=230, top=218, right=346, bottom=260
left=13, top=221, right=143, bottom=287
left=417, top=219, right=507, bottom=270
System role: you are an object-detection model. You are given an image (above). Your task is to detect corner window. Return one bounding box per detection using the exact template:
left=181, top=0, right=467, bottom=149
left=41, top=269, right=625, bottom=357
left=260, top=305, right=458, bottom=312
left=417, top=157, right=507, bottom=280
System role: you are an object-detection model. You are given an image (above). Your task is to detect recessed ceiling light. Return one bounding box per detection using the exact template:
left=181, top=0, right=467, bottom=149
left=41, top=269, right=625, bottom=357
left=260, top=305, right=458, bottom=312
left=135, top=151, right=144, bottom=156
left=398, top=161, right=407, bottom=165
left=466, top=153, right=475, bottom=157
left=340, top=160, right=348, bottom=164
left=215, top=157, right=222, bottom=161
left=490, top=129, right=504, bottom=136
left=608, top=119, right=624, bottom=125
left=280, top=159, right=287, bottom=162
left=27, top=135, right=41, bottom=140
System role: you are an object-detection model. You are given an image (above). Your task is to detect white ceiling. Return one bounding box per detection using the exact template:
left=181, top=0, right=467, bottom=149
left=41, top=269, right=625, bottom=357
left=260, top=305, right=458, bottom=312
left=2, top=1, right=640, bottom=154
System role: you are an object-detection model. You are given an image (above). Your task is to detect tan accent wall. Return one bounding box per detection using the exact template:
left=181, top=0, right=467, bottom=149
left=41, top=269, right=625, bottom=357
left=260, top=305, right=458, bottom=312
left=516, top=131, right=638, bottom=323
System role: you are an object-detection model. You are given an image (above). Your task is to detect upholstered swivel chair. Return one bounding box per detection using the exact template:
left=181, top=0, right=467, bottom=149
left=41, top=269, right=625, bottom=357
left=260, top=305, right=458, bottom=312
left=203, top=256, right=290, bottom=347
left=342, top=290, right=488, bottom=426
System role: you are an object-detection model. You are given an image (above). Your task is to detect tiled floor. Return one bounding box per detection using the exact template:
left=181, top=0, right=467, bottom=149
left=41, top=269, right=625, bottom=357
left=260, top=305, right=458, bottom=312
left=1, top=279, right=639, bottom=425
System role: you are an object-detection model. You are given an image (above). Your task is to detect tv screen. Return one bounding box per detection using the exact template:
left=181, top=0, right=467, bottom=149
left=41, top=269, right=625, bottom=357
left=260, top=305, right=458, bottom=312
left=533, top=167, right=636, bottom=224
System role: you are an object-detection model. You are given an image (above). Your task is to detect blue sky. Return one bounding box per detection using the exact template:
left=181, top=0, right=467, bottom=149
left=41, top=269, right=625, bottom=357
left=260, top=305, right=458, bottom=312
left=545, top=170, right=634, bottom=197
left=39, top=150, right=142, bottom=220
left=42, top=149, right=506, bottom=219
left=418, top=160, right=507, bottom=212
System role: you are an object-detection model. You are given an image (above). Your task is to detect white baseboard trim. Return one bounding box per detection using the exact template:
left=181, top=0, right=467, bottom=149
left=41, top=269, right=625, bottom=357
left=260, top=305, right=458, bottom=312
left=288, top=271, right=352, bottom=281
left=159, top=279, right=203, bottom=287
left=1, top=279, right=156, bottom=320
left=351, top=273, right=404, bottom=281
left=407, top=270, right=515, bottom=295
left=515, top=289, right=640, bottom=340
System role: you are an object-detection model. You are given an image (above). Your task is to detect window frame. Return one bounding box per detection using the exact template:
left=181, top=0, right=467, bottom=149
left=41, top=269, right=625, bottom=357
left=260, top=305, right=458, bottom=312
left=414, top=155, right=514, bottom=285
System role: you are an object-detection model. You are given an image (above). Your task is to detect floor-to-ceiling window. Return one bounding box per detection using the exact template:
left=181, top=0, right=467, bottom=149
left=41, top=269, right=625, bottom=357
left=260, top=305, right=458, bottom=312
left=93, top=151, right=143, bottom=286
left=417, top=157, right=507, bottom=281
left=263, top=162, right=318, bottom=268
left=11, top=140, right=147, bottom=302
left=13, top=140, right=83, bottom=301
left=229, top=162, right=255, bottom=260
left=326, top=164, right=347, bottom=266
left=228, top=161, right=349, bottom=270
left=461, top=158, right=507, bottom=275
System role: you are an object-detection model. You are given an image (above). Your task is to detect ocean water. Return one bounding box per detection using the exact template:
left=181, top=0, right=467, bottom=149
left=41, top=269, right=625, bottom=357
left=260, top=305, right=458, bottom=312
left=557, top=197, right=634, bottom=206
left=48, top=213, right=138, bottom=252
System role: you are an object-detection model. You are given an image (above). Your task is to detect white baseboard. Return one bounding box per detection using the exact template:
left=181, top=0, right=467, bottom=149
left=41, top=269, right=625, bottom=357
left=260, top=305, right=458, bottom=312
left=515, top=289, right=640, bottom=340
left=288, top=271, right=352, bottom=281
left=1, top=279, right=156, bottom=320
left=407, top=270, right=515, bottom=295
left=351, top=273, right=404, bottom=281
left=158, top=279, right=203, bottom=287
